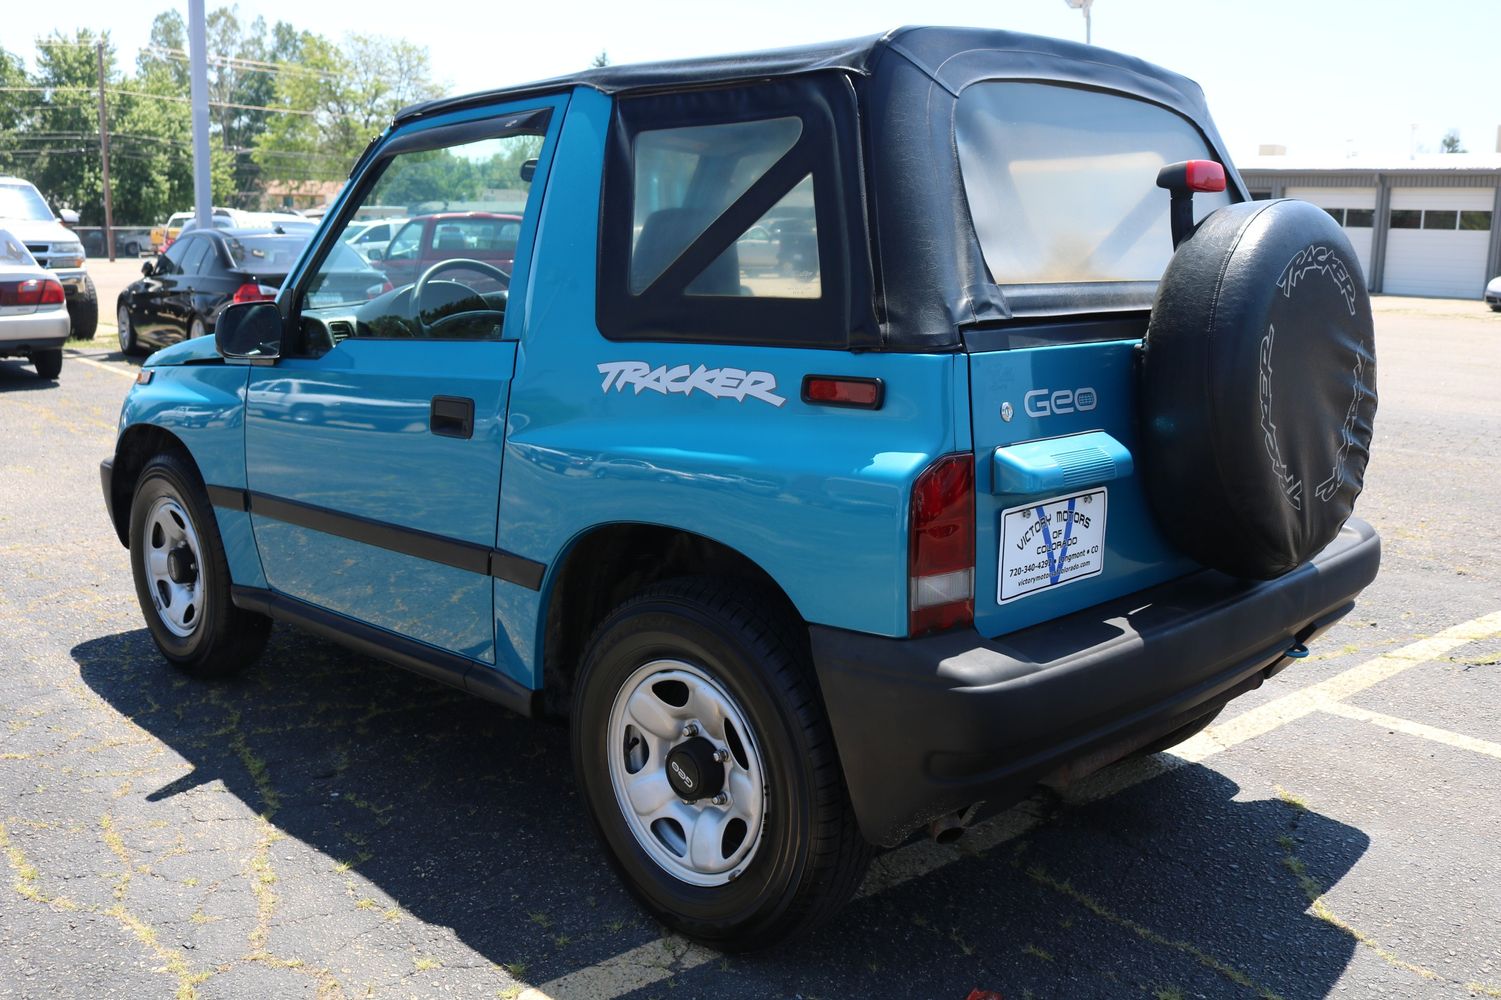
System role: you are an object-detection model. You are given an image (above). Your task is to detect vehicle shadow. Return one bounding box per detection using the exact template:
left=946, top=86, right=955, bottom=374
left=0, top=359, right=57, bottom=390
left=73, top=626, right=1368, bottom=998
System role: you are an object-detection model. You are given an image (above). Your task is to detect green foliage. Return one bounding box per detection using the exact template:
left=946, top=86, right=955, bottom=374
left=1440, top=130, right=1466, bottom=154
left=0, top=8, right=444, bottom=224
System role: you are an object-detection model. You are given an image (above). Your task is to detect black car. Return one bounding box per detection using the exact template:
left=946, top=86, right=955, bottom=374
left=115, top=228, right=386, bottom=355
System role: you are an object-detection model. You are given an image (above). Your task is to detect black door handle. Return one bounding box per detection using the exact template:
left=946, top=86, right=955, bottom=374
left=430, top=395, right=474, bottom=439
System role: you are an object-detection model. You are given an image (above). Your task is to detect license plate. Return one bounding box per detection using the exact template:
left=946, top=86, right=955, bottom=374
left=998, top=488, right=1108, bottom=603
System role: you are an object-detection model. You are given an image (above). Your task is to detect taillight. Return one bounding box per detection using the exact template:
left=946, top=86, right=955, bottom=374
left=0, top=277, right=65, bottom=307
left=232, top=282, right=277, bottom=304
left=908, top=453, right=974, bottom=636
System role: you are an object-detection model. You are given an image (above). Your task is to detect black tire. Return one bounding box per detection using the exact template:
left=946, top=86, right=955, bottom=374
left=128, top=452, right=270, bottom=676
left=1141, top=200, right=1378, bottom=579
left=572, top=578, right=871, bottom=951
left=1131, top=707, right=1223, bottom=758
left=29, top=349, right=62, bottom=380
left=68, top=274, right=98, bottom=340
left=117, top=302, right=140, bottom=356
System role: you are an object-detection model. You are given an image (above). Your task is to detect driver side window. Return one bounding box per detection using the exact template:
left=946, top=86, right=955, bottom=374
left=297, top=113, right=549, bottom=350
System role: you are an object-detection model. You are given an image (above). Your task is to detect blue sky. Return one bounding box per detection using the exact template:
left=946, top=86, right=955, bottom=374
left=9, top=0, right=1497, bottom=161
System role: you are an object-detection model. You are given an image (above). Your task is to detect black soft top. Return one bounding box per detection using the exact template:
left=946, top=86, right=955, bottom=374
left=396, top=27, right=1242, bottom=350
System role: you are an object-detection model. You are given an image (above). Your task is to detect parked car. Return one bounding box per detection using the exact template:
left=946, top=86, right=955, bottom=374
left=1486, top=275, right=1500, bottom=311
left=341, top=217, right=407, bottom=261
left=0, top=176, right=97, bottom=339
left=102, top=27, right=1380, bottom=950
left=152, top=208, right=274, bottom=251
left=115, top=227, right=387, bottom=355
left=0, top=229, right=69, bottom=379
left=374, top=212, right=521, bottom=289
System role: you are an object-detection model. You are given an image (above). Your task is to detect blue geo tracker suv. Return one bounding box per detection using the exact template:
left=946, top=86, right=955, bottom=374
left=100, top=27, right=1380, bottom=949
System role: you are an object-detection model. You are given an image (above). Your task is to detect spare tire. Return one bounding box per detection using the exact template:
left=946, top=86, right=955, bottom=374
left=1140, top=200, right=1377, bottom=580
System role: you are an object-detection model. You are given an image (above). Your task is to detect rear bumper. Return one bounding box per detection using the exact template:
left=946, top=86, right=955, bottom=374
left=0, top=310, right=71, bottom=356
left=810, top=518, right=1381, bottom=846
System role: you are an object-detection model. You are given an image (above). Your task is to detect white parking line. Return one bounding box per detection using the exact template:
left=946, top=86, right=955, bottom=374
left=520, top=610, right=1501, bottom=1000
left=1175, top=610, right=1501, bottom=763
left=1320, top=701, right=1501, bottom=761
left=64, top=353, right=135, bottom=380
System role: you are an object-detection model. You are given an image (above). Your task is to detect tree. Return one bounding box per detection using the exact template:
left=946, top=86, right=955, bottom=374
left=25, top=31, right=112, bottom=223
left=252, top=31, right=441, bottom=185
left=0, top=48, right=33, bottom=174
left=591, top=50, right=610, bottom=68
left=1440, top=129, right=1466, bottom=154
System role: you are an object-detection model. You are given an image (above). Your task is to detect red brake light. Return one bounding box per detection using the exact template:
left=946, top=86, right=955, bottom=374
left=0, top=278, right=64, bottom=307
left=1184, top=159, right=1226, bottom=193
left=802, top=375, right=884, bottom=409
left=909, top=453, right=975, bottom=636
left=232, top=282, right=277, bottom=304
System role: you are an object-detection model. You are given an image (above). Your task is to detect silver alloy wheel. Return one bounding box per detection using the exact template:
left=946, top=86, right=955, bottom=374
left=117, top=305, right=131, bottom=352
left=190, top=316, right=205, bottom=340
left=607, top=659, right=767, bottom=886
left=141, top=495, right=205, bottom=638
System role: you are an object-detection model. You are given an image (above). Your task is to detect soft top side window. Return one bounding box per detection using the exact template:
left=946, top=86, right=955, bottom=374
left=598, top=75, right=875, bottom=349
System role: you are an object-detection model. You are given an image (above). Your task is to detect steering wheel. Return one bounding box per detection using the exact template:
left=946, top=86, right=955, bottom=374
left=412, top=258, right=511, bottom=338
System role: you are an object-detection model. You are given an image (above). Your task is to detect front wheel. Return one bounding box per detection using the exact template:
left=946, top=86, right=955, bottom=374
left=128, top=452, right=269, bottom=676
left=572, top=578, right=871, bottom=951
left=117, top=304, right=140, bottom=355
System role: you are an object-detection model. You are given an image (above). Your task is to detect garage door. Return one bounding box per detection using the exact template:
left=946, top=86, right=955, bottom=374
left=1383, top=188, right=1494, bottom=297
left=1287, top=186, right=1376, bottom=281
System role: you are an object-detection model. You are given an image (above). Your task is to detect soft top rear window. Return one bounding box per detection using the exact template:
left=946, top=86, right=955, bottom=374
left=956, top=82, right=1230, bottom=285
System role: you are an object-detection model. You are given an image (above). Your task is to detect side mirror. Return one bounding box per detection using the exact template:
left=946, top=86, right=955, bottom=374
left=520, top=158, right=537, bottom=183
left=215, top=301, right=282, bottom=363
left=58, top=208, right=79, bottom=227
left=365, top=246, right=384, bottom=261
left=141, top=259, right=156, bottom=277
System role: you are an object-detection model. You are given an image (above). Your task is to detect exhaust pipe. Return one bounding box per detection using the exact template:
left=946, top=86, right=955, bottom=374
left=927, top=807, right=975, bottom=844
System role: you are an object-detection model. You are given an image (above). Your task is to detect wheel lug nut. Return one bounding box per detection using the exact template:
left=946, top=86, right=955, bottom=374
left=711, top=793, right=728, bottom=806
left=712, top=749, right=728, bottom=764
left=682, top=723, right=699, bottom=738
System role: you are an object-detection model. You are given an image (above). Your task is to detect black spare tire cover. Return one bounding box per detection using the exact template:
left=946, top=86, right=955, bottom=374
left=1140, top=199, right=1377, bottom=580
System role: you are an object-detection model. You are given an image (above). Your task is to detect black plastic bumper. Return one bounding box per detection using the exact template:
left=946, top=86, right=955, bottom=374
left=100, top=458, right=121, bottom=544
left=810, top=518, right=1381, bottom=846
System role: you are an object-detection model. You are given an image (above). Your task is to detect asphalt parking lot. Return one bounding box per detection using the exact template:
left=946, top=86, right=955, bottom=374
left=2, top=291, right=1499, bottom=1000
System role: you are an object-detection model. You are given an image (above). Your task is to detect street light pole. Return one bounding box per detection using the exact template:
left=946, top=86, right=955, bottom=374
left=188, top=0, right=212, bottom=231
left=94, top=41, right=115, bottom=261
left=1064, top=0, right=1094, bottom=44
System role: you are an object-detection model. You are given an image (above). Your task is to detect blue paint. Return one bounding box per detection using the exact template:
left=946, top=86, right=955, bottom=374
left=967, top=341, right=1195, bottom=637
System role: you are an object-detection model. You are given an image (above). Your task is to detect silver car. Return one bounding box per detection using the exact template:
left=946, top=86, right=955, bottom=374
left=0, top=229, right=70, bottom=379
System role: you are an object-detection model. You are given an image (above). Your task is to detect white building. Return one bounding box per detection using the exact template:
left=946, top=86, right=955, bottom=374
left=1239, top=154, right=1501, bottom=298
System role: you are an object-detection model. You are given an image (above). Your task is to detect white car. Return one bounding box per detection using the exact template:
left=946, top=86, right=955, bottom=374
left=0, top=229, right=69, bottom=379
left=0, top=176, right=94, bottom=339
left=1486, top=275, right=1500, bottom=312
left=341, top=217, right=407, bottom=261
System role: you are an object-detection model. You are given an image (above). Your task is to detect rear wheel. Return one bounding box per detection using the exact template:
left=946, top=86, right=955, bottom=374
left=29, top=349, right=61, bottom=380
left=189, top=315, right=207, bottom=340
left=69, top=274, right=98, bottom=340
left=128, top=452, right=269, bottom=676
left=572, top=578, right=870, bottom=951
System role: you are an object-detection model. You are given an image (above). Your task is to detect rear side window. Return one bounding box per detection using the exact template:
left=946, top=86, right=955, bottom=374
left=597, top=76, right=875, bottom=348
left=955, top=82, right=1231, bottom=285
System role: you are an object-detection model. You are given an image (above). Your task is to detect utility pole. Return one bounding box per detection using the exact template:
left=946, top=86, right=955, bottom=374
left=95, top=41, right=115, bottom=261
left=188, top=0, right=212, bottom=231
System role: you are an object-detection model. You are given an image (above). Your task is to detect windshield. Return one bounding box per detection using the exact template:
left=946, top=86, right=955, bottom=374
left=0, top=183, right=56, bottom=223
left=955, top=82, right=1231, bottom=284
